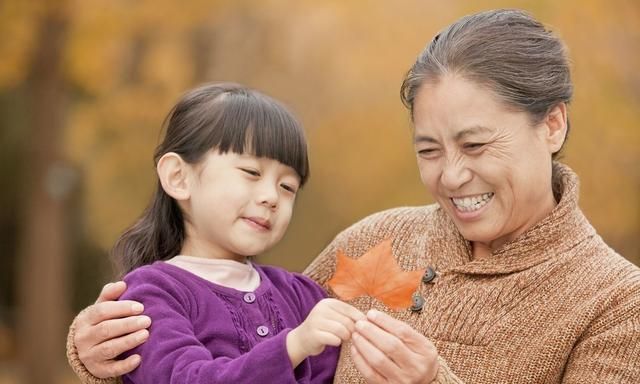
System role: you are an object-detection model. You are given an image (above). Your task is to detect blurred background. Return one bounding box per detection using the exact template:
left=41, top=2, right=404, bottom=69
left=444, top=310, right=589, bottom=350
left=0, top=0, right=638, bottom=382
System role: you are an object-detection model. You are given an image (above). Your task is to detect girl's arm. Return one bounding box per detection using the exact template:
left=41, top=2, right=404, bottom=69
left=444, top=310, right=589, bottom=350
left=123, top=267, right=361, bottom=384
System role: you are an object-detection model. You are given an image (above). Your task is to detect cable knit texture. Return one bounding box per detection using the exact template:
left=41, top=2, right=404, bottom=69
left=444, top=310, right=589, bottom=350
left=304, top=163, right=640, bottom=383
left=67, top=163, right=640, bottom=383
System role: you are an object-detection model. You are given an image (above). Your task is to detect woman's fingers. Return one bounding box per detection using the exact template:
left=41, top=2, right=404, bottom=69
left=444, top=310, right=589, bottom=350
left=90, top=328, right=150, bottom=360
left=350, top=332, right=393, bottom=383
left=354, top=317, right=413, bottom=365
left=366, top=309, right=436, bottom=355
left=95, top=281, right=127, bottom=303
left=350, top=343, right=386, bottom=384
left=351, top=310, right=439, bottom=383
left=70, top=281, right=150, bottom=378
left=77, top=315, right=151, bottom=346
left=76, top=300, right=146, bottom=330
left=91, top=353, right=142, bottom=379
left=77, top=321, right=150, bottom=378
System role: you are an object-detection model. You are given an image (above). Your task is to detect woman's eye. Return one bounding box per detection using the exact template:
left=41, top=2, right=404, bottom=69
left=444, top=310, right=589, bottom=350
left=241, top=168, right=260, bottom=177
left=464, top=143, right=485, bottom=150
left=417, top=148, right=439, bottom=158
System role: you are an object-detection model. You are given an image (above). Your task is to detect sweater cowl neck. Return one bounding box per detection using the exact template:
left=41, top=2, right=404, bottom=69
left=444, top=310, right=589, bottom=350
left=437, top=162, right=596, bottom=275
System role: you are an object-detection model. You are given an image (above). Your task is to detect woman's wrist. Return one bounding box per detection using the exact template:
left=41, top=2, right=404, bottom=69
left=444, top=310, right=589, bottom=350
left=66, top=314, right=120, bottom=384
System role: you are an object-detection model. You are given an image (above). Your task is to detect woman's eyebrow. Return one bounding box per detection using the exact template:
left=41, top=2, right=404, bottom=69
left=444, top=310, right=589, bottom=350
left=454, top=125, right=492, bottom=141
left=414, top=135, right=437, bottom=144
left=414, top=125, right=492, bottom=144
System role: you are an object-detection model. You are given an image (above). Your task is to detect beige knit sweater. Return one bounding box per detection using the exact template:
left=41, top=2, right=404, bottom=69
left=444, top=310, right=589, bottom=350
left=304, top=163, right=640, bottom=383
left=67, top=164, right=640, bottom=383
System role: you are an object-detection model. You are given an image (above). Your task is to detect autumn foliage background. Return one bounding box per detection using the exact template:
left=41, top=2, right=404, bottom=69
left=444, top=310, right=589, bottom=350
left=0, top=0, right=638, bottom=383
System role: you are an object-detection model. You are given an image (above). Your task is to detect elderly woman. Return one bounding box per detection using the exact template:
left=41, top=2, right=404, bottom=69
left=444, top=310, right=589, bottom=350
left=67, top=9, right=640, bottom=383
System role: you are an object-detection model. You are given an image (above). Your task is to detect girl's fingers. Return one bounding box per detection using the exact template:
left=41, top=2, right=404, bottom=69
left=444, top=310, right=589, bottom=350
left=331, top=299, right=367, bottom=322
left=321, top=320, right=353, bottom=342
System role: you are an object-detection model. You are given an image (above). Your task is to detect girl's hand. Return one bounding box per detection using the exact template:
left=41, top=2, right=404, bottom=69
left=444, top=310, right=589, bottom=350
left=286, top=298, right=365, bottom=367
left=351, top=309, right=439, bottom=384
left=74, top=281, right=151, bottom=378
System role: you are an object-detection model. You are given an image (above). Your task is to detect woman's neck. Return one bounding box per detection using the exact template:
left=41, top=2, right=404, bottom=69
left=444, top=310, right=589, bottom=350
left=471, top=242, right=493, bottom=260
left=470, top=189, right=558, bottom=260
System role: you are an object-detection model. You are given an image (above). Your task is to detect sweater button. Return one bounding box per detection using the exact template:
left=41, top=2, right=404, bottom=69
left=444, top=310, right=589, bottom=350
left=410, top=292, right=425, bottom=312
left=422, top=267, right=436, bottom=284
left=243, top=292, right=256, bottom=303
left=257, top=325, right=269, bottom=337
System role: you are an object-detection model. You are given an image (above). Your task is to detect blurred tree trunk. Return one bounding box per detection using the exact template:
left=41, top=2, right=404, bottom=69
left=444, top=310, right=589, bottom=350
left=16, top=3, right=71, bottom=383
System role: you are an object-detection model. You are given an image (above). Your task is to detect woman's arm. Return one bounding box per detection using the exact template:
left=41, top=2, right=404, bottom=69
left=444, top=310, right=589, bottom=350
left=66, top=281, right=151, bottom=383
left=562, top=308, right=640, bottom=383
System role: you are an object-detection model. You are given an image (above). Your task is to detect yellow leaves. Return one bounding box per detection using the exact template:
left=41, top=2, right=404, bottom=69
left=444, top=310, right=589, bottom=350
left=1, top=0, right=634, bottom=263
left=0, top=1, right=41, bottom=88
left=328, top=239, right=424, bottom=310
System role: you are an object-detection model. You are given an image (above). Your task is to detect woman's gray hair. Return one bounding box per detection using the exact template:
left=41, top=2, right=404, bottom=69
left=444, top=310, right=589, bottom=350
left=400, top=9, right=573, bottom=158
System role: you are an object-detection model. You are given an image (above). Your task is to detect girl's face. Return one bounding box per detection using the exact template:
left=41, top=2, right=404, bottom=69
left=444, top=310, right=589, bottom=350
left=412, top=74, right=563, bottom=251
left=181, top=150, right=300, bottom=261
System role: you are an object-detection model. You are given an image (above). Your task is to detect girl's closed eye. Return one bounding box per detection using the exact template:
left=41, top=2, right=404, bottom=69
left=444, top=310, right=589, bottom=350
left=240, top=168, right=260, bottom=177
left=280, top=183, right=298, bottom=194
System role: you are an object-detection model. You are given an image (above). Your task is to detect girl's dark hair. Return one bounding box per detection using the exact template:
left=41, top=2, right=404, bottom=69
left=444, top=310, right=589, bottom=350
left=112, top=83, right=309, bottom=275
left=400, top=9, right=573, bottom=159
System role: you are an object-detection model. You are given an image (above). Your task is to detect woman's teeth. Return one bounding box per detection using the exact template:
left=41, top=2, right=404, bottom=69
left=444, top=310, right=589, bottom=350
left=452, top=193, right=494, bottom=212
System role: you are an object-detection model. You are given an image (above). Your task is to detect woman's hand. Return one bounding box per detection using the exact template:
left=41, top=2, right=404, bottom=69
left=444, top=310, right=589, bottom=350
left=286, top=298, right=365, bottom=367
left=351, top=309, right=439, bottom=384
left=74, top=281, right=151, bottom=378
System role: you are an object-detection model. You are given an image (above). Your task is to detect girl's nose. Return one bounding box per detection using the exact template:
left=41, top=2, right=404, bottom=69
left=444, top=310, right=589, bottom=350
left=258, top=183, right=278, bottom=209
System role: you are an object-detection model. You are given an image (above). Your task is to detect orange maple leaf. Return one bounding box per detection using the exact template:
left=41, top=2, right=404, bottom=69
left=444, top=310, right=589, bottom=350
left=327, top=239, right=424, bottom=310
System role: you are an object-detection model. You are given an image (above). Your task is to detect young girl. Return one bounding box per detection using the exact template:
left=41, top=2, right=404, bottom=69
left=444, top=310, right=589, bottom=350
left=112, top=83, right=364, bottom=383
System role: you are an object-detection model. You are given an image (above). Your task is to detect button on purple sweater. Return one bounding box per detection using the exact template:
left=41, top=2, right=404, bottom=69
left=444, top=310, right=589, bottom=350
left=119, top=261, right=338, bottom=384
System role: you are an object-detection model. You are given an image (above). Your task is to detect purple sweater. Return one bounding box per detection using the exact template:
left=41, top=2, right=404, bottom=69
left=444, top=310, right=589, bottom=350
left=120, top=261, right=338, bottom=384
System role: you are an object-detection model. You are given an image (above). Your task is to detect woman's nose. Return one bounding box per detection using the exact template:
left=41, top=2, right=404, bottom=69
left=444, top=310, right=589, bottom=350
left=440, top=158, right=472, bottom=191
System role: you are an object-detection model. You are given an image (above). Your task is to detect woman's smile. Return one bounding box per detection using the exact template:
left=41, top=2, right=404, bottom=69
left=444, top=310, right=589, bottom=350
left=451, top=192, right=494, bottom=213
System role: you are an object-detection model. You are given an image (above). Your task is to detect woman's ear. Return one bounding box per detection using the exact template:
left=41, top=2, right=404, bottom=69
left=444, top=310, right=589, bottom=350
left=544, top=102, right=568, bottom=154
left=157, top=152, right=191, bottom=201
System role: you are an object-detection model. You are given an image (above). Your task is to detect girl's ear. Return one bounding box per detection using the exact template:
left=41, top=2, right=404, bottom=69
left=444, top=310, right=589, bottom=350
left=157, top=152, right=191, bottom=201
left=544, top=102, right=568, bottom=154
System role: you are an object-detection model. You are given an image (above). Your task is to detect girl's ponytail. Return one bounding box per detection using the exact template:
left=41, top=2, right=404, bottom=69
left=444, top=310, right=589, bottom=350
left=111, top=183, right=184, bottom=276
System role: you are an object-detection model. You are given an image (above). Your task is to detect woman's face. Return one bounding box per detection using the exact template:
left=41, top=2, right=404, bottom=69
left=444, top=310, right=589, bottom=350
left=412, top=74, right=566, bottom=251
